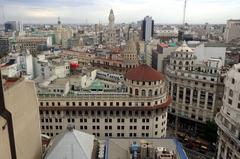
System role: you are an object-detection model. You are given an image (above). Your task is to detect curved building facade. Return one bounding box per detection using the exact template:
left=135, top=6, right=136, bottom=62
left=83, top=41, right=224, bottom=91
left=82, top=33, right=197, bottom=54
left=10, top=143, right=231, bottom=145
left=165, top=42, right=224, bottom=132
left=38, top=64, right=171, bottom=139
left=215, top=64, right=240, bottom=159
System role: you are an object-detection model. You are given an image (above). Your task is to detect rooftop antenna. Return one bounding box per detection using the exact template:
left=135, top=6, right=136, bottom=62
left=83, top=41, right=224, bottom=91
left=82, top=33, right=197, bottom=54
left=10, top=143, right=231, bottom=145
left=183, top=0, right=187, bottom=25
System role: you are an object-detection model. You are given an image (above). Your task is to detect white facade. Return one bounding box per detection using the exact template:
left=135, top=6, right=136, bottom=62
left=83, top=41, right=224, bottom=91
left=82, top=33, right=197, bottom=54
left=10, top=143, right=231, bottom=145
left=215, top=63, right=240, bottom=159
left=165, top=42, right=224, bottom=130
left=194, top=43, right=226, bottom=65
left=19, top=50, right=34, bottom=79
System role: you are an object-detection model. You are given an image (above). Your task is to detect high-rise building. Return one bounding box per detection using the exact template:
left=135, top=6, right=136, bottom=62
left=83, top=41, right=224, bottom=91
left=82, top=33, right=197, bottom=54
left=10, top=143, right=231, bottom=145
left=4, top=21, right=23, bottom=33
left=215, top=63, right=240, bottom=159
left=224, top=19, right=240, bottom=43
left=0, top=76, right=42, bottom=159
left=165, top=42, right=224, bottom=132
left=141, top=16, right=154, bottom=41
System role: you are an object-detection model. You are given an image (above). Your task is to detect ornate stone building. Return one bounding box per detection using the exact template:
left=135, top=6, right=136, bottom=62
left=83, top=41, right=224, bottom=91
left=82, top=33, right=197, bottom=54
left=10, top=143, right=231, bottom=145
left=107, top=9, right=117, bottom=48
left=122, top=32, right=139, bottom=69
left=165, top=42, right=224, bottom=132
left=38, top=64, right=171, bottom=139
left=215, top=63, right=240, bottom=159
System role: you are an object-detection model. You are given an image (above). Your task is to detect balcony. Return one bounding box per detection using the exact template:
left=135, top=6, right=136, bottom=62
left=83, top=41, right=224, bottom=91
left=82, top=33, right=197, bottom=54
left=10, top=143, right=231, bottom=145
left=215, top=112, right=240, bottom=146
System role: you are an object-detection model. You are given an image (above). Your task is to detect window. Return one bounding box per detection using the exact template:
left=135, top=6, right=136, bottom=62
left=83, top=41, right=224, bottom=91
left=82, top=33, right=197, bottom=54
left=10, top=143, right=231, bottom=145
left=232, top=78, right=235, bottom=84
left=228, top=99, right=233, bottom=105
left=229, top=89, right=233, bottom=97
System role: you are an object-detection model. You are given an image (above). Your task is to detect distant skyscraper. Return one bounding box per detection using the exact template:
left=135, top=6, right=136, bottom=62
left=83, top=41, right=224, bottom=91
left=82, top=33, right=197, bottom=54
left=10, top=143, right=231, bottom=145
left=4, top=21, right=23, bottom=32
left=224, top=19, right=240, bottom=43
left=141, top=16, right=154, bottom=41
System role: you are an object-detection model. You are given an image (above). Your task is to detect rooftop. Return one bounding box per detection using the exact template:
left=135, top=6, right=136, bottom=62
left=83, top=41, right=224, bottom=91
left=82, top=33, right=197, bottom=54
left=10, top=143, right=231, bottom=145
left=105, top=138, right=188, bottom=159
left=44, top=127, right=95, bottom=159
left=175, top=42, right=193, bottom=53
left=125, top=64, right=164, bottom=82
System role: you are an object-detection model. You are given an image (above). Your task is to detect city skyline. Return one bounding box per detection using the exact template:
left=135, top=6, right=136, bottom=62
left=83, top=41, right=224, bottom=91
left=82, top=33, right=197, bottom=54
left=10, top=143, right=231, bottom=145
left=1, top=0, right=240, bottom=24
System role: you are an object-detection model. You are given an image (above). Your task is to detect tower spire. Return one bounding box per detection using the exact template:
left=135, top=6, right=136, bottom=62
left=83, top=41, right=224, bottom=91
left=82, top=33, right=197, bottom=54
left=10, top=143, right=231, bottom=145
left=183, top=0, right=187, bottom=25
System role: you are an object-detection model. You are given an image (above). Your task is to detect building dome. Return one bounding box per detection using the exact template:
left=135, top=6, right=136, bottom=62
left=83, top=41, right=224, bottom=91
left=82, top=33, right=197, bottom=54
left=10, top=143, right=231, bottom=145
left=125, top=64, right=164, bottom=82
left=175, top=41, right=193, bottom=53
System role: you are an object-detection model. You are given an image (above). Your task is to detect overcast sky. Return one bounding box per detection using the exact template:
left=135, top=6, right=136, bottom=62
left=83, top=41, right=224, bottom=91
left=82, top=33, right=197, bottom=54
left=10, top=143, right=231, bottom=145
left=0, top=0, right=240, bottom=24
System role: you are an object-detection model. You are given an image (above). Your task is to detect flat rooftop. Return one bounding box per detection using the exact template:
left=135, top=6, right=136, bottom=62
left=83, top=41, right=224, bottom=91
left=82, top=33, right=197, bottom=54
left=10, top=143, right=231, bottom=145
left=105, top=138, right=188, bottom=159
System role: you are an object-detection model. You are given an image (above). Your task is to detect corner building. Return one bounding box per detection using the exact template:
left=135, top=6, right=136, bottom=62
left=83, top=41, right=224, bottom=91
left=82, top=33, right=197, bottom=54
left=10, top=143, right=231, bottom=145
left=39, top=64, right=171, bottom=138
left=215, top=64, right=240, bottom=159
left=165, top=42, right=224, bottom=132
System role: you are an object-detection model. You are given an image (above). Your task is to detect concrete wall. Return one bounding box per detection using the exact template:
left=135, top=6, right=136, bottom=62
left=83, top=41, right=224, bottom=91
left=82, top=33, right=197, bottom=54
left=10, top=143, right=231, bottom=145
left=4, top=80, right=42, bottom=159
left=194, top=43, right=226, bottom=65
left=0, top=116, right=11, bottom=159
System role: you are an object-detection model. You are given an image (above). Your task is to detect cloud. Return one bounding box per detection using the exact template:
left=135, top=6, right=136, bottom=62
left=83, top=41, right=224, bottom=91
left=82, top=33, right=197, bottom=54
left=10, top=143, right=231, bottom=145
left=1, top=0, right=240, bottom=24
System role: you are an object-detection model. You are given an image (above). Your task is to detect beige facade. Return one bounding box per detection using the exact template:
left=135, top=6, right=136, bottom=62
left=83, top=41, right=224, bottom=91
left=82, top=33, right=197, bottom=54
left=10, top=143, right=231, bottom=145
left=224, top=19, right=240, bottom=43
left=215, top=64, right=240, bottom=159
left=38, top=65, right=171, bottom=139
left=16, top=36, right=51, bottom=53
left=165, top=43, right=224, bottom=130
left=0, top=78, right=42, bottom=159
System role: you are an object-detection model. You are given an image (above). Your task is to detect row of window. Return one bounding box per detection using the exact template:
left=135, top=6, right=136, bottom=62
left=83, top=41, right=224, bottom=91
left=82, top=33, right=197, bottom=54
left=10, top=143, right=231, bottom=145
left=42, top=130, right=165, bottom=138
left=129, top=87, right=164, bottom=97
left=40, top=100, right=162, bottom=107
left=41, top=117, right=165, bottom=124
left=40, top=109, right=164, bottom=117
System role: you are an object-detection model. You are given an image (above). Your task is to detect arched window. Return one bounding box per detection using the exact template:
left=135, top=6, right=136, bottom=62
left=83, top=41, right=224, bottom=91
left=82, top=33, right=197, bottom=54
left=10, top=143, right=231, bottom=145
left=130, top=87, right=132, bottom=94
left=141, top=89, right=146, bottom=96
left=229, top=89, right=233, bottom=97
left=155, top=89, right=158, bottom=96
left=232, top=78, right=235, bottom=84
left=174, top=60, right=176, bottom=64
left=149, top=89, right=153, bottom=96
left=135, top=89, right=139, bottom=96
left=185, top=61, right=189, bottom=65
left=179, top=61, right=183, bottom=65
